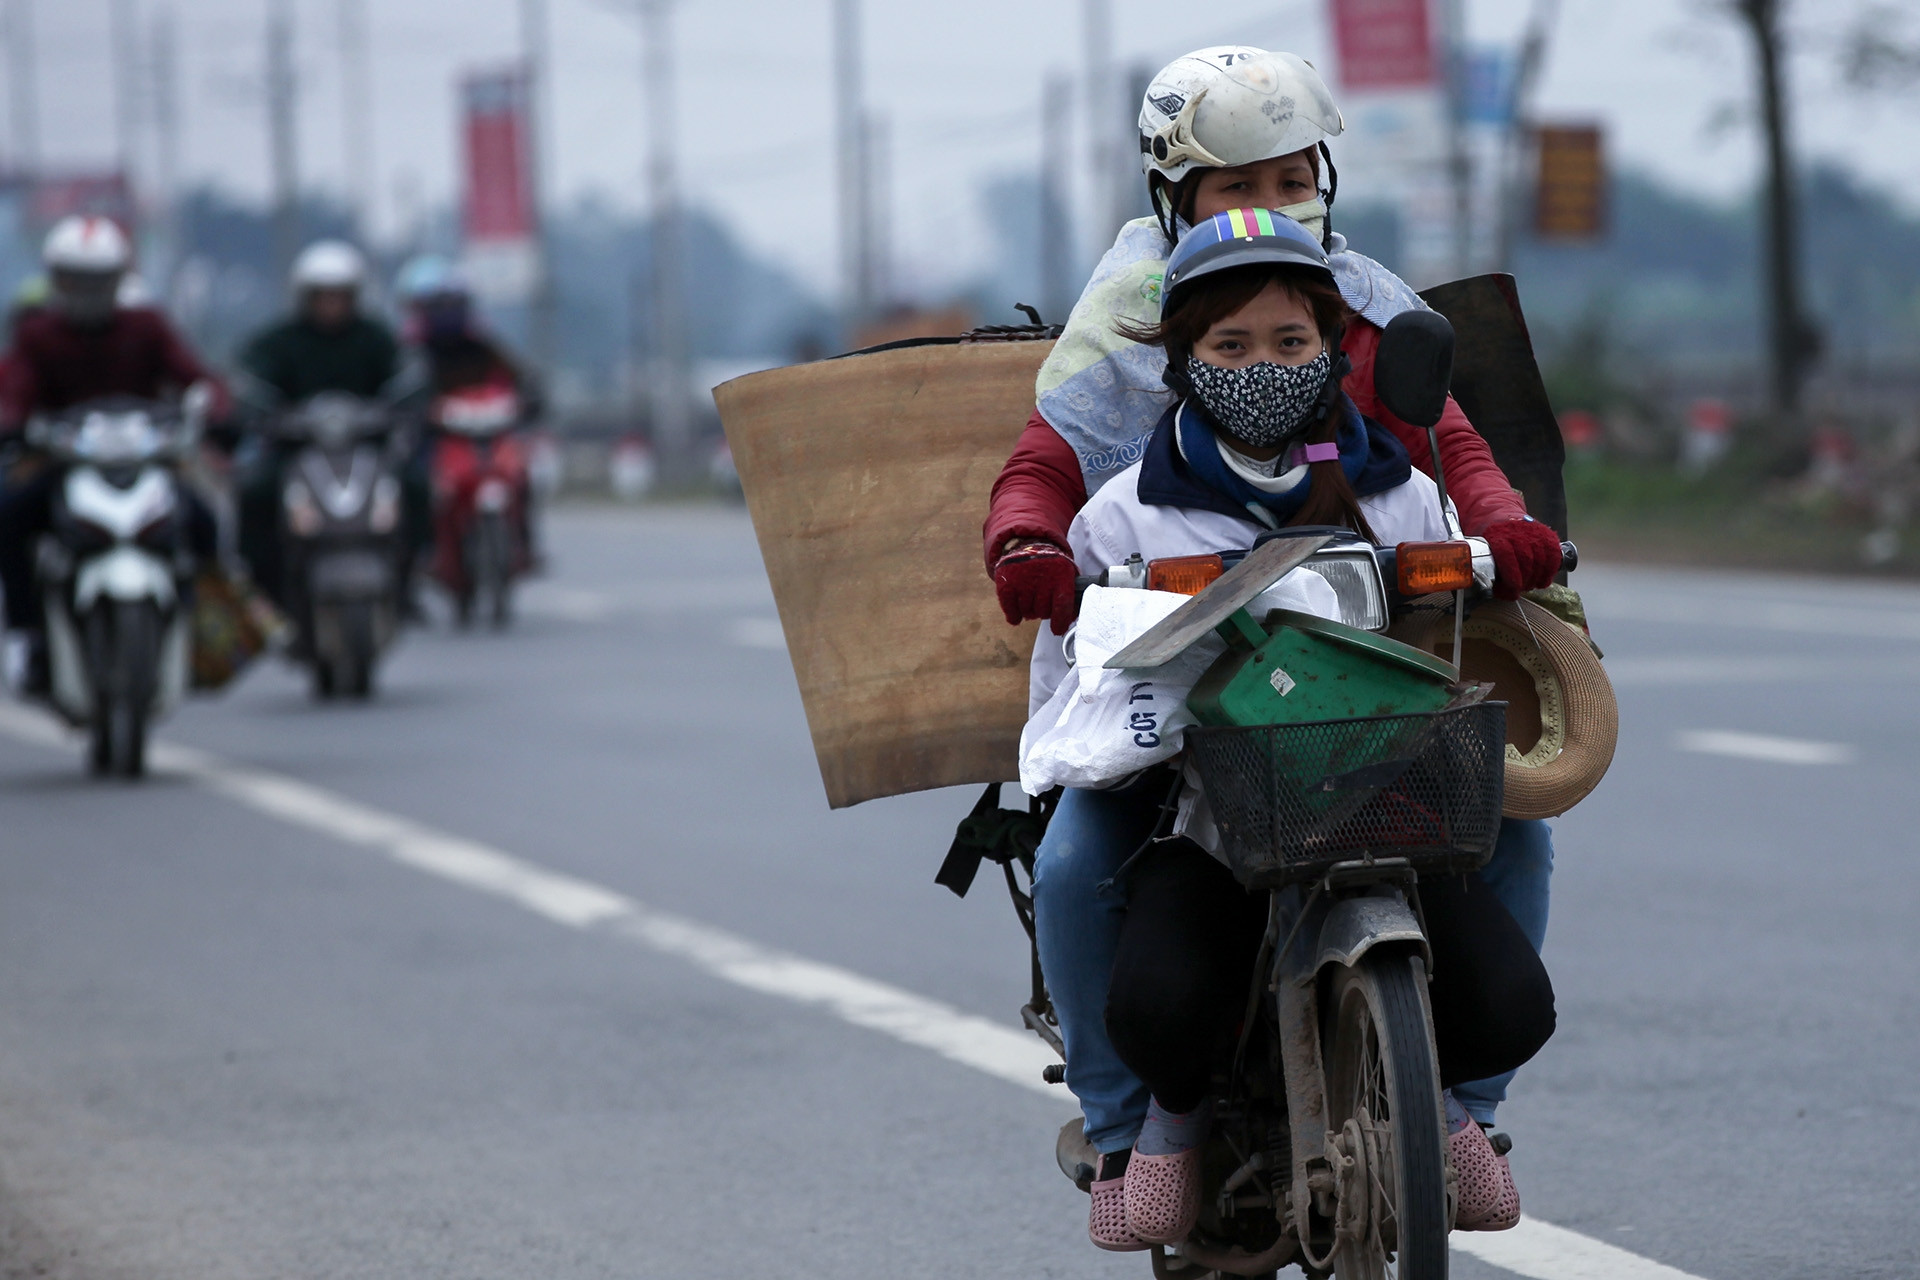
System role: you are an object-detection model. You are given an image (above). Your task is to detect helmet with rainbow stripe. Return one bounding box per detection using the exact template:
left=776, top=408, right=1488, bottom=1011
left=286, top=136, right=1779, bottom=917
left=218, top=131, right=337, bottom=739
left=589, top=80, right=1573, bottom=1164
left=1161, top=207, right=1334, bottom=320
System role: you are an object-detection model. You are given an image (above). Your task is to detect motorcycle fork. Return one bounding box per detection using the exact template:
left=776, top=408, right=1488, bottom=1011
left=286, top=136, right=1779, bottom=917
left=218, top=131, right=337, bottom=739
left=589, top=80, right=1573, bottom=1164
left=1270, top=888, right=1337, bottom=1242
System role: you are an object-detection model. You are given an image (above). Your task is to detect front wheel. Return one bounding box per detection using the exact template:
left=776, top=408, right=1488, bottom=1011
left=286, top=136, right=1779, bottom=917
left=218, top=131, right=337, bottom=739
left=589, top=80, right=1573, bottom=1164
left=86, top=599, right=157, bottom=778
left=1322, top=950, right=1449, bottom=1280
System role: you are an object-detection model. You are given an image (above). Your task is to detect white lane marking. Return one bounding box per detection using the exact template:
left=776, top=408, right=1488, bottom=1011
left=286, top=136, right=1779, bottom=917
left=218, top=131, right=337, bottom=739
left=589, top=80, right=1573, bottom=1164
left=1453, top=1217, right=1705, bottom=1280
left=1598, top=596, right=1920, bottom=643
left=727, top=617, right=788, bottom=650
left=0, top=704, right=1054, bottom=1095
left=1604, top=656, right=1802, bottom=686
left=1675, top=728, right=1856, bottom=765
left=518, top=584, right=616, bottom=622
left=0, top=704, right=1711, bottom=1280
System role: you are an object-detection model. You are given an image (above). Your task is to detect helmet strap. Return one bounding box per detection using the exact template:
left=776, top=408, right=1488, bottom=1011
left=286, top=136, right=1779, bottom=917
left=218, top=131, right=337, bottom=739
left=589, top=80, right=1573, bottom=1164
left=1149, top=174, right=1181, bottom=243
left=1318, top=143, right=1340, bottom=249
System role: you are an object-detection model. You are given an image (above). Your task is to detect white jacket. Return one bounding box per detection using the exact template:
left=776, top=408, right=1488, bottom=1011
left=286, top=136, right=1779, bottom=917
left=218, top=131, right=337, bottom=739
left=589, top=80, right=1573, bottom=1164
left=1028, top=459, right=1454, bottom=713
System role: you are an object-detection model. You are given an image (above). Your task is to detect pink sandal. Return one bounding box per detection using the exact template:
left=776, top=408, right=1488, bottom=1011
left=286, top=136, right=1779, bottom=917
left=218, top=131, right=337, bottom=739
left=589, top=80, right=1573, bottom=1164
left=1089, top=1153, right=1147, bottom=1252
left=1449, top=1120, right=1521, bottom=1231
left=1124, top=1147, right=1203, bottom=1244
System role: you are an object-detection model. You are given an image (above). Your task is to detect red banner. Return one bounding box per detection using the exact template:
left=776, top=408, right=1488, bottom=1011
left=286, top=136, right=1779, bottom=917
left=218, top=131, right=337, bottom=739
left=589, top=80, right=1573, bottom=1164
left=461, top=68, right=535, bottom=243
left=1329, top=0, right=1438, bottom=90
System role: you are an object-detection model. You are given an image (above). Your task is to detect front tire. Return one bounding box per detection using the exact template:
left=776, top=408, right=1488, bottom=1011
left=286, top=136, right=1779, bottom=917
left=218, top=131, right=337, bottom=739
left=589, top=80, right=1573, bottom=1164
left=1322, top=950, right=1449, bottom=1280
left=86, top=600, right=156, bottom=778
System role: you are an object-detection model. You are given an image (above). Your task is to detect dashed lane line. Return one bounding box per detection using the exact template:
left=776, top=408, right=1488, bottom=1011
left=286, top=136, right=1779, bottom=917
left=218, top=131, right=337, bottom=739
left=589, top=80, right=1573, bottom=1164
left=1675, top=728, right=1856, bottom=765
left=0, top=704, right=1713, bottom=1280
left=1453, top=1218, right=1707, bottom=1280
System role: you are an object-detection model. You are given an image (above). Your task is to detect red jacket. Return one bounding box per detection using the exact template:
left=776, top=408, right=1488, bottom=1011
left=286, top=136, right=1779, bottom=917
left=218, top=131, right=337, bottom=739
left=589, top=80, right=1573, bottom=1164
left=0, top=307, right=229, bottom=430
left=984, top=321, right=1528, bottom=567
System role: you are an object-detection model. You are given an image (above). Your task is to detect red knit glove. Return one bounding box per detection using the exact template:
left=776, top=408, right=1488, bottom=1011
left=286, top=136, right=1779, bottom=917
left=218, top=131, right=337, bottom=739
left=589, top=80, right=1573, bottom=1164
left=1481, top=518, right=1564, bottom=601
left=992, top=540, right=1079, bottom=633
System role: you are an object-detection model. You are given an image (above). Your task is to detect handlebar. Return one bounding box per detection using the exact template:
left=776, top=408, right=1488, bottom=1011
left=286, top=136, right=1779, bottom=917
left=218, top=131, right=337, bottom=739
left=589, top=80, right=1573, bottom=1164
left=1072, top=538, right=1580, bottom=606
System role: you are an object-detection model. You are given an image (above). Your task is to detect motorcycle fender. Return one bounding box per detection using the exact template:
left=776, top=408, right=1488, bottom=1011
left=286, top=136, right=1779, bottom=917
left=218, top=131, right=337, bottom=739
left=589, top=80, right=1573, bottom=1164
left=1312, top=895, right=1432, bottom=976
left=75, top=547, right=174, bottom=612
left=43, top=596, right=90, bottom=723
left=308, top=550, right=392, bottom=600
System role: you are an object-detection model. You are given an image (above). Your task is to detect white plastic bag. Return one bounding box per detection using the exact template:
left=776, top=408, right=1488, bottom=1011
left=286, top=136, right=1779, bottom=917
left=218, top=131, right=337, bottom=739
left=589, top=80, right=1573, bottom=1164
left=1019, top=571, right=1339, bottom=794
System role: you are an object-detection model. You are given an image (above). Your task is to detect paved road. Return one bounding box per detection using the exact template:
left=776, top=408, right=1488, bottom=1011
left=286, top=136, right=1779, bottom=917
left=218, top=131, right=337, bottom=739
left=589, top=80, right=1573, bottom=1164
left=0, top=505, right=1914, bottom=1279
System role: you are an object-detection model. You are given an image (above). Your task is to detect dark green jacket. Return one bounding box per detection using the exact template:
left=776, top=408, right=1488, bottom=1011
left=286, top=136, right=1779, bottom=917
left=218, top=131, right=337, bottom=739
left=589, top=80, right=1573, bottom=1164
left=239, top=314, right=401, bottom=404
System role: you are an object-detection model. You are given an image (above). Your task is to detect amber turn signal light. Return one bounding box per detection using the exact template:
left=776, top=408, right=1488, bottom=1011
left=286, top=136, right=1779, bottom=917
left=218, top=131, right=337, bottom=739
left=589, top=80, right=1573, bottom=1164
left=1147, top=553, right=1225, bottom=595
left=1396, top=541, right=1475, bottom=595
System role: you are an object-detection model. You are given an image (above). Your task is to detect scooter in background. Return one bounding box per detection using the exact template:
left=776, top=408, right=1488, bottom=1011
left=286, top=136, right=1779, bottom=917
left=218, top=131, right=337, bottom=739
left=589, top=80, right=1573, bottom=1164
left=429, top=382, right=531, bottom=629
left=275, top=392, right=408, bottom=699
left=31, top=396, right=204, bottom=776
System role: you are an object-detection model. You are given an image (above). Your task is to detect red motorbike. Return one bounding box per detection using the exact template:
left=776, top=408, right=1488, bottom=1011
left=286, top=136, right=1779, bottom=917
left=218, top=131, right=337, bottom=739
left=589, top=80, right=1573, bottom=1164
left=429, top=381, right=531, bottom=628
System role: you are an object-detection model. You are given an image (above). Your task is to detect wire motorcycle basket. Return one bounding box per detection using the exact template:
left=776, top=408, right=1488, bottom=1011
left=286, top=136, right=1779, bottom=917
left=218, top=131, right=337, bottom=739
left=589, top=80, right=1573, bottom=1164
left=1186, top=702, right=1507, bottom=889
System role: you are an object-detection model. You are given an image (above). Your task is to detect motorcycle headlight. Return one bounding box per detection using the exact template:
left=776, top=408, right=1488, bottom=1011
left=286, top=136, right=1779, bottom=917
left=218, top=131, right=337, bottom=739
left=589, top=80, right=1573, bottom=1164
left=284, top=480, right=322, bottom=536
left=369, top=475, right=400, bottom=533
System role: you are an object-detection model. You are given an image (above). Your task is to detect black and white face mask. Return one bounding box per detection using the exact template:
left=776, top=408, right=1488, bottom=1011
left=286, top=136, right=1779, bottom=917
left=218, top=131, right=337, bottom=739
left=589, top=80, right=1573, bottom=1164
left=1184, top=349, right=1334, bottom=449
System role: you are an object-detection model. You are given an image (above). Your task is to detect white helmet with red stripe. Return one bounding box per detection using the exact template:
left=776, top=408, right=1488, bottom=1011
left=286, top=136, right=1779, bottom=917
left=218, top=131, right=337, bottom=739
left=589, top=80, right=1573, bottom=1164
left=42, top=216, right=133, bottom=274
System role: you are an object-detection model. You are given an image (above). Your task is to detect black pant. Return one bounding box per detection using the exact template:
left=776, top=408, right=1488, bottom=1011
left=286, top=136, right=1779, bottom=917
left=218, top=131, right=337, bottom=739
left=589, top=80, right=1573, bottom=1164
left=1104, top=843, right=1555, bottom=1114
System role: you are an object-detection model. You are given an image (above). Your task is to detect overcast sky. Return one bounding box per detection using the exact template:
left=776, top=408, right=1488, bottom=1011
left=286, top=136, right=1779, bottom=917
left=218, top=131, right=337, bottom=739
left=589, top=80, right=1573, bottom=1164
left=16, top=0, right=1920, bottom=298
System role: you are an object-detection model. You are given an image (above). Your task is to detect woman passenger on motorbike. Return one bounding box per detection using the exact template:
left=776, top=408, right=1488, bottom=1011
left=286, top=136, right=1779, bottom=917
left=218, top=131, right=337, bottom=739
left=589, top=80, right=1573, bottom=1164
left=1028, top=213, right=1556, bottom=1252
left=1010, top=45, right=1561, bottom=1248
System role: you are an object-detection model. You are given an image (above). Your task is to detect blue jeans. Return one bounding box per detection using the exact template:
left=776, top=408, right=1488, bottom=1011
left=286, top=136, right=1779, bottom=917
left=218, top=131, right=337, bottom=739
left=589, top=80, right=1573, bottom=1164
left=1032, top=785, right=1554, bottom=1152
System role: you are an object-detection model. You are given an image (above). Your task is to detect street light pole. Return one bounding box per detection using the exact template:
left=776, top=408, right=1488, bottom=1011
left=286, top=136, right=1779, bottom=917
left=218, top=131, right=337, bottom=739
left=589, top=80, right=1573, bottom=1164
left=108, top=0, right=138, bottom=184
left=266, top=0, right=301, bottom=286
left=4, top=0, right=40, bottom=172
left=518, top=0, right=558, bottom=376
left=338, top=0, right=374, bottom=238
left=1081, top=0, right=1115, bottom=254
left=639, top=0, right=688, bottom=454
left=832, top=0, right=871, bottom=333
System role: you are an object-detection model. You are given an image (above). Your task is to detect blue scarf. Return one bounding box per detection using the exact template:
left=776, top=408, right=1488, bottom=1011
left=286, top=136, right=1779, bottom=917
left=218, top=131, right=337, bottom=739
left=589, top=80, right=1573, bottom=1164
left=1144, top=395, right=1413, bottom=526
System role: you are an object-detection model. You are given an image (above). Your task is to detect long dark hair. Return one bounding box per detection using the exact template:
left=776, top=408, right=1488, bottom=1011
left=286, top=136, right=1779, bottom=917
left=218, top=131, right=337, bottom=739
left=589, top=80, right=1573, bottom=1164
left=1121, top=263, right=1375, bottom=540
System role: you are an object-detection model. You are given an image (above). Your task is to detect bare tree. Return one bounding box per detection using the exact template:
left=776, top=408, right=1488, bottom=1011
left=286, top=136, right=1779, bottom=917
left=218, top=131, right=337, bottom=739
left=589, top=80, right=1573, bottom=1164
left=1840, top=3, right=1920, bottom=90
left=1726, top=0, right=1820, bottom=421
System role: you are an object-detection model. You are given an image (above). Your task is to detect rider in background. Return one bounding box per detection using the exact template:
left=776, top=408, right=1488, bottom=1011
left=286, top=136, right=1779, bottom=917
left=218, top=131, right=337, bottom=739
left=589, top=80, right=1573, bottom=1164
left=0, top=216, right=227, bottom=691
left=395, top=255, right=545, bottom=569
left=234, top=240, right=403, bottom=605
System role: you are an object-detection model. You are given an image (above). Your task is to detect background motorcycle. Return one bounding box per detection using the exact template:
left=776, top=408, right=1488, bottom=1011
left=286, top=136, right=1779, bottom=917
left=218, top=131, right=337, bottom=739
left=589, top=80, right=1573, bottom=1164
left=275, top=392, right=407, bottom=700
left=429, top=382, right=529, bottom=629
left=30, top=395, right=205, bottom=777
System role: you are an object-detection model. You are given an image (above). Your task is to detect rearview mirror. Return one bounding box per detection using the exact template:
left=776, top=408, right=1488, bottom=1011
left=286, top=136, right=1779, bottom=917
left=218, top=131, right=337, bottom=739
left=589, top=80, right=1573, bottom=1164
left=1374, top=310, right=1456, bottom=430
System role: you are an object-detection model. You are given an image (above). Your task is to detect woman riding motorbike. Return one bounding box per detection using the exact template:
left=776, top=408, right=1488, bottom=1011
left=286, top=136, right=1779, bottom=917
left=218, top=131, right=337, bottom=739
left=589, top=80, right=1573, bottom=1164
left=1023, top=211, right=1555, bottom=1250
left=1003, top=47, right=1560, bottom=1248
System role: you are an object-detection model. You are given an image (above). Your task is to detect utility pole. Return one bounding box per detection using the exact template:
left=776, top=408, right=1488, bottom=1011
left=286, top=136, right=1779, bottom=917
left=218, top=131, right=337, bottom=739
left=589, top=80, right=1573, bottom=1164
left=338, top=0, right=374, bottom=238
left=638, top=0, right=688, bottom=454
left=518, top=0, right=557, bottom=374
left=108, top=0, right=139, bottom=184
left=1081, top=0, right=1116, bottom=253
left=1495, top=0, right=1561, bottom=272
left=151, top=5, right=181, bottom=289
left=1039, top=71, right=1072, bottom=323
left=1731, top=0, right=1817, bottom=420
left=867, top=109, right=890, bottom=310
left=3, top=0, right=39, bottom=173
left=266, top=0, right=300, bottom=285
left=1439, top=0, right=1472, bottom=278
left=832, top=0, right=871, bottom=332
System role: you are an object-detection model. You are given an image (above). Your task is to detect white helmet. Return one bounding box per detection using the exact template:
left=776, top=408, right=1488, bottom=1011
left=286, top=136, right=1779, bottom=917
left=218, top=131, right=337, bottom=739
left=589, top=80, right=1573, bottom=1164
left=42, top=215, right=133, bottom=274
left=290, top=239, right=367, bottom=292
left=1138, top=47, right=1344, bottom=185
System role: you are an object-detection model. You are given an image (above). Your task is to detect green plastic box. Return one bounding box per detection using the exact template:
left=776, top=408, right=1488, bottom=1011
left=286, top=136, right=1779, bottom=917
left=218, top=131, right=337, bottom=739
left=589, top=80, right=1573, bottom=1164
left=1189, top=608, right=1459, bottom=728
